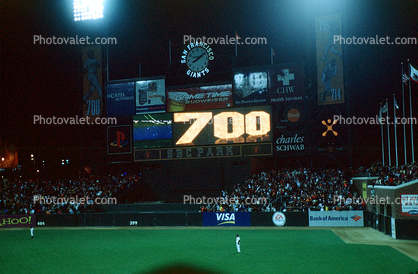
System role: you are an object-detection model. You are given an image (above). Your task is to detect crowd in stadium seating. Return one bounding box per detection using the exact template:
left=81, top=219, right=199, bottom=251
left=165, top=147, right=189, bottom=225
left=356, top=162, right=418, bottom=186
left=205, top=168, right=362, bottom=213
left=207, top=162, right=418, bottom=213
left=0, top=175, right=136, bottom=215
left=2, top=162, right=418, bottom=215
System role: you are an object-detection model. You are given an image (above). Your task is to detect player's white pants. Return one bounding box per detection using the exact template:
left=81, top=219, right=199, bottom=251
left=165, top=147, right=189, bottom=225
left=236, top=244, right=240, bottom=253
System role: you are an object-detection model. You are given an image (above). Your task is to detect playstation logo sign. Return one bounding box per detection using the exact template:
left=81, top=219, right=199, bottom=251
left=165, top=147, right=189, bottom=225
left=107, top=125, right=132, bottom=155
left=110, top=131, right=129, bottom=148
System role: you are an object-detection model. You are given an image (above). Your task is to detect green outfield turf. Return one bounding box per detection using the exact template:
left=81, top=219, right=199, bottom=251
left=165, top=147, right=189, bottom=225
left=0, top=227, right=417, bottom=274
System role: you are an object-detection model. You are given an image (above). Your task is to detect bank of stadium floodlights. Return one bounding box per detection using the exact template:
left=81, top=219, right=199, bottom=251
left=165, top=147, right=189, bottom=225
left=73, top=0, right=104, bottom=21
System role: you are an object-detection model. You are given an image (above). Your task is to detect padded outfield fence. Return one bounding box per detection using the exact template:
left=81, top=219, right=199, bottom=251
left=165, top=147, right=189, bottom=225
left=10, top=211, right=354, bottom=227
left=1, top=209, right=417, bottom=240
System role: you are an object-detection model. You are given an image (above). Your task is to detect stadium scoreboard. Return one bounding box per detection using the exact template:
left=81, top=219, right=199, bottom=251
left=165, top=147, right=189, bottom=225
left=133, top=105, right=272, bottom=161
left=107, top=63, right=308, bottom=161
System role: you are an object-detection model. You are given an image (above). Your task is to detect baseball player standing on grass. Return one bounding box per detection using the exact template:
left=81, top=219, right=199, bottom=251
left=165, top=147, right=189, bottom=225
left=30, top=226, right=34, bottom=239
left=236, top=234, right=240, bottom=253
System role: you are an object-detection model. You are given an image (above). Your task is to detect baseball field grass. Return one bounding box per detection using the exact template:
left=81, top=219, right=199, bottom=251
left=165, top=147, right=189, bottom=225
left=1, top=227, right=417, bottom=274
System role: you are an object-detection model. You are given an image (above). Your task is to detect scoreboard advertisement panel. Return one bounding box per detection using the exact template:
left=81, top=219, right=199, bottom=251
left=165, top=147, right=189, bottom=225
left=268, top=63, right=305, bottom=104
left=105, top=77, right=165, bottom=117
left=107, top=123, right=134, bottom=163
left=166, top=83, right=233, bottom=112
left=106, top=81, right=136, bottom=117
left=107, top=125, right=132, bottom=155
left=273, top=103, right=308, bottom=155
left=135, top=78, right=166, bottom=114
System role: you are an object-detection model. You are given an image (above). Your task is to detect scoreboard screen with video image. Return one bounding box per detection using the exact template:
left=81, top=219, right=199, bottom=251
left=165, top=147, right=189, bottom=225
left=133, top=113, right=173, bottom=149
left=233, top=69, right=269, bottom=106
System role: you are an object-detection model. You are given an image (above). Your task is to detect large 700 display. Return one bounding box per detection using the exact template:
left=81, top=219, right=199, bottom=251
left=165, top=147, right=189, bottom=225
left=173, top=106, right=271, bottom=146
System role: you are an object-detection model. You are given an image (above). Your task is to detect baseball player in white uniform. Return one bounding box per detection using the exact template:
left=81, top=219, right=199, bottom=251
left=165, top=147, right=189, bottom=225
left=30, top=226, right=34, bottom=239
left=236, top=234, right=240, bottom=253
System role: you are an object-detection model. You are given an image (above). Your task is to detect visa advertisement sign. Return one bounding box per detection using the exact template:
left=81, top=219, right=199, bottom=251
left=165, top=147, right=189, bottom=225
left=202, top=212, right=251, bottom=226
left=309, top=211, right=364, bottom=227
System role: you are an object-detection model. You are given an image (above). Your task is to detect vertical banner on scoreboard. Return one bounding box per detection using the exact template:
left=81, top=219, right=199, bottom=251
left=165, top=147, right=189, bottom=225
left=82, top=45, right=103, bottom=118
left=315, top=14, right=345, bottom=105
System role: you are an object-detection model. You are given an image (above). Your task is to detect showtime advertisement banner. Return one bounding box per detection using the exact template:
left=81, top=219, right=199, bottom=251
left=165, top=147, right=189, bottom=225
left=309, top=211, right=364, bottom=227
left=0, top=214, right=36, bottom=228
left=315, top=14, right=345, bottom=105
left=268, top=63, right=304, bottom=104
left=166, top=83, right=233, bottom=112
left=136, top=78, right=166, bottom=114
left=202, top=212, right=251, bottom=226
left=106, top=81, right=136, bottom=117
left=233, top=69, right=269, bottom=106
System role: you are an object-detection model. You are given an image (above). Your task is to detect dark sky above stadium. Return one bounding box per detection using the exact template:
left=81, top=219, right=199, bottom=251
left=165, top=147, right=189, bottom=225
left=1, top=0, right=417, bottom=167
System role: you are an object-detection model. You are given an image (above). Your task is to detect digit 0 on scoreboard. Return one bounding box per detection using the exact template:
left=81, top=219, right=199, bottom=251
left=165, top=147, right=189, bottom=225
left=173, top=106, right=271, bottom=146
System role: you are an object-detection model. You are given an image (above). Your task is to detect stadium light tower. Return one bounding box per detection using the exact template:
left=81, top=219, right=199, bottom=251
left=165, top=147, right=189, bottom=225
left=73, top=0, right=104, bottom=21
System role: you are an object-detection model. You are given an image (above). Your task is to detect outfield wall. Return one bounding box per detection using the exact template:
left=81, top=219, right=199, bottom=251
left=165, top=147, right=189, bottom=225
left=368, top=212, right=418, bottom=240
left=35, top=212, right=204, bottom=227
left=28, top=211, right=368, bottom=228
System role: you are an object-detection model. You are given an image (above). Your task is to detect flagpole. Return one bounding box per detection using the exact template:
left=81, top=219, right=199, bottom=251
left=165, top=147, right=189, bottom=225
left=408, top=59, right=415, bottom=163
left=402, top=62, right=407, bottom=164
left=169, top=39, right=172, bottom=65
left=380, top=103, right=385, bottom=166
left=235, top=30, right=238, bottom=58
left=387, top=99, right=391, bottom=166
left=393, top=94, right=398, bottom=167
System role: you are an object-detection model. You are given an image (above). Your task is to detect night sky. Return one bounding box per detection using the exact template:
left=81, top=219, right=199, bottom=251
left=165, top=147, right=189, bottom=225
left=1, top=0, right=417, bottom=169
